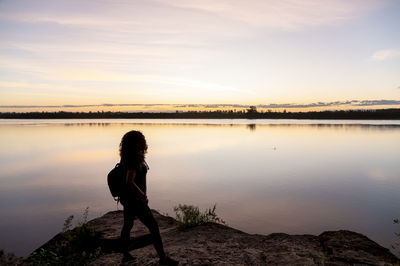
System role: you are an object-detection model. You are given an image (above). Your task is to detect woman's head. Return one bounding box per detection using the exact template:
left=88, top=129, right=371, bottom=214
left=119, top=130, right=148, bottom=166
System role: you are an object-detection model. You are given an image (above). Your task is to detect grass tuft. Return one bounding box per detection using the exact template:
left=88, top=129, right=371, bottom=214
left=173, top=204, right=225, bottom=230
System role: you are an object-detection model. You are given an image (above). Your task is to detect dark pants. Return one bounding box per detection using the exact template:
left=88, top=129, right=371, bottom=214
left=120, top=199, right=166, bottom=258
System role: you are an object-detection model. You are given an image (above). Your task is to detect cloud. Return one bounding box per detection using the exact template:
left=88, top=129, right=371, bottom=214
left=0, top=0, right=387, bottom=34
left=257, top=100, right=400, bottom=109
left=173, top=100, right=400, bottom=109
left=371, top=48, right=400, bottom=61
left=0, top=81, right=87, bottom=93
left=159, top=0, right=386, bottom=30
left=354, top=100, right=400, bottom=106
left=1, top=99, right=399, bottom=110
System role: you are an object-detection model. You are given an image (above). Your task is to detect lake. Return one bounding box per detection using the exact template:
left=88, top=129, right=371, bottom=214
left=0, top=119, right=399, bottom=257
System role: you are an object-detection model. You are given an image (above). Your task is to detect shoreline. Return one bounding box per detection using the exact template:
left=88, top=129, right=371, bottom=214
left=1, top=108, right=400, bottom=120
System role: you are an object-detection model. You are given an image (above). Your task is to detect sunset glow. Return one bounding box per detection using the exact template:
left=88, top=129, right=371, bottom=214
left=1, top=0, right=399, bottom=111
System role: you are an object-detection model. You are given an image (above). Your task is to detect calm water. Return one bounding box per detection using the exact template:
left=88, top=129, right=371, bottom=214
left=0, top=119, right=399, bottom=256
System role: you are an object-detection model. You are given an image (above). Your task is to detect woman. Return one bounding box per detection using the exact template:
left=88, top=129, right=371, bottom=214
left=119, top=130, right=178, bottom=265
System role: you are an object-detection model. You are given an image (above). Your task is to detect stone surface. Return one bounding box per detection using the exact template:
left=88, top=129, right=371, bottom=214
left=34, top=210, right=399, bottom=265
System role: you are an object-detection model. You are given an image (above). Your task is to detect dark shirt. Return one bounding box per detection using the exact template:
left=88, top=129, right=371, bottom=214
left=120, top=161, right=148, bottom=202
left=132, top=162, right=147, bottom=194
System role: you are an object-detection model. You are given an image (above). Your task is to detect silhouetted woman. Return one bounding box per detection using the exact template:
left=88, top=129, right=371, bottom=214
left=119, top=130, right=178, bottom=265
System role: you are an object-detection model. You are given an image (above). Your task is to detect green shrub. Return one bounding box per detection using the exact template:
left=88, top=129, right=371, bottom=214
left=173, top=204, right=225, bottom=230
left=64, top=207, right=101, bottom=254
left=26, top=248, right=61, bottom=265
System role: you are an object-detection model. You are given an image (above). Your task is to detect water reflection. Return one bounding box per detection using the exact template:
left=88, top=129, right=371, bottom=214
left=0, top=119, right=399, bottom=256
left=59, top=121, right=400, bottom=130
left=247, top=124, right=256, bottom=131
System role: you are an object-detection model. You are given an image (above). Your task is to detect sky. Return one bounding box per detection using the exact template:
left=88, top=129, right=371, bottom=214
left=0, top=0, right=399, bottom=111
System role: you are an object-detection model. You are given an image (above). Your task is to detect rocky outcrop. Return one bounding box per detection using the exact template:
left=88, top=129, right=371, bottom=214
left=34, top=210, right=399, bottom=265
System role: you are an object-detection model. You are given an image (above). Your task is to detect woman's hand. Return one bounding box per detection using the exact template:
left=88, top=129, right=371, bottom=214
left=142, top=195, right=149, bottom=205
left=126, top=169, right=148, bottom=205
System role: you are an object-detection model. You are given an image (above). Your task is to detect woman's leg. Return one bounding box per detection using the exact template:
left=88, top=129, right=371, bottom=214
left=120, top=203, right=135, bottom=255
left=137, top=205, right=166, bottom=259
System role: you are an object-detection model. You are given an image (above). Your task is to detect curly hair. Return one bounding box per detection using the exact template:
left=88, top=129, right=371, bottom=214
left=119, top=130, right=148, bottom=168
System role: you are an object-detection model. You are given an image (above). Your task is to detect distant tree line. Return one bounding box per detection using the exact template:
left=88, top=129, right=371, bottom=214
left=0, top=108, right=399, bottom=119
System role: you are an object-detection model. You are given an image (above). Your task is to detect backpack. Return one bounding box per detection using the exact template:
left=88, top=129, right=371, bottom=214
left=107, top=163, right=126, bottom=201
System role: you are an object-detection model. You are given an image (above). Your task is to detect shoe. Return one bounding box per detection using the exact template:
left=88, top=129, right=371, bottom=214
left=159, top=256, right=179, bottom=265
left=120, top=253, right=137, bottom=265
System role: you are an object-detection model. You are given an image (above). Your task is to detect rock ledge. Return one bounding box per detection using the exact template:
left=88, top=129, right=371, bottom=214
left=35, top=210, right=399, bottom=265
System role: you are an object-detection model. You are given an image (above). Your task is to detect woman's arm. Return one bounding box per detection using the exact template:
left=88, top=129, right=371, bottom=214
left=126, top=169, right=148, bottom=205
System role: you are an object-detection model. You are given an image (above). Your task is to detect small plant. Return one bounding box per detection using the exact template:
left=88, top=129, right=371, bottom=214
left=173, top=204, right=225, bottom=230
left=393, top=218, right=400, bottom=257
left=78, top=207, right=90, bottom=226
left=62, top=215, right=74, bottom=232
left=0, top=249, right=21, bottom=265
left=64, top=207, right=101, bottom=253
left=26, top=248, right=62, bottom=265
